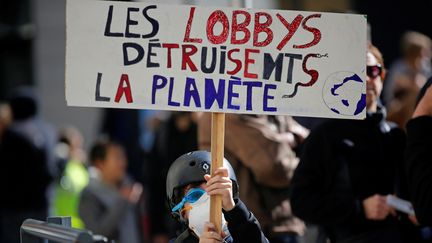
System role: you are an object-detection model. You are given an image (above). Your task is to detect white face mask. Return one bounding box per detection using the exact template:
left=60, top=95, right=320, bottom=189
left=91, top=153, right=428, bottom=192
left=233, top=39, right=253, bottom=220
left=187, top=192, right=230, bottom=239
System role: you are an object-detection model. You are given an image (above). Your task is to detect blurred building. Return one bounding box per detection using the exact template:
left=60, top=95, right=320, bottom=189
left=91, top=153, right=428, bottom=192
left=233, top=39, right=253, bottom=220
left=0, top=0, right=34, bottom=99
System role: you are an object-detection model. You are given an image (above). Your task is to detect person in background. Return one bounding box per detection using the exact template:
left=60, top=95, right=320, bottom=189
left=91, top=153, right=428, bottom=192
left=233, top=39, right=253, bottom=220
left=405, top=77, right=432, bottom=226
left=53, top=126, right=89, bottom=228
left=139, top=110, right=168, bottom=154
left=102, top=108, right=159, bottom=241
left=79, top=139, right=143, bottom=243
left=148, top=111, right=199, bottom=243
left=385, top=31, right=432, bottom=129
left=198, top=113, right=309, bottom=243
left=166, top=151, right=269, bottom=243
left=0, top=90, right=52, bottom=243
left=290, top=44, right=410, bottom=243
left=8, top=86, right=59, bottom=178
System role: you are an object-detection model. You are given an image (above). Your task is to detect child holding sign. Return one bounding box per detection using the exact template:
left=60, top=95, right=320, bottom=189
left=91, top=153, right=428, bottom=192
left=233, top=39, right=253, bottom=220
left=166, top=151, right=269, bottom=243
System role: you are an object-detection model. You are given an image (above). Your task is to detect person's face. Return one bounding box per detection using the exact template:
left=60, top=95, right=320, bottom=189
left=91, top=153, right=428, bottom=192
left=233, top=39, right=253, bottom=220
left=69, top=131, right=84, bottom=151
left=366, top=51, right=383, bottom=110
left=181, top=183, right=206, bottom=219
left=98, top=145, right=127, bottom=184
left=175, top=114, right=192, bottom=132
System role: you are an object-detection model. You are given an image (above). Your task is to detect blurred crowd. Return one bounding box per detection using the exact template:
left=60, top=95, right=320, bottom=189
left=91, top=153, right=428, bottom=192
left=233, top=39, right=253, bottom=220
left=1, top=11, right=432, bottom=243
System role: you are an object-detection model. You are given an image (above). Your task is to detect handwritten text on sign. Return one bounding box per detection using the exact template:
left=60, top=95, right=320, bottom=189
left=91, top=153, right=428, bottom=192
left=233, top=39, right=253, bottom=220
left=66, top=1, right=367, bottom=118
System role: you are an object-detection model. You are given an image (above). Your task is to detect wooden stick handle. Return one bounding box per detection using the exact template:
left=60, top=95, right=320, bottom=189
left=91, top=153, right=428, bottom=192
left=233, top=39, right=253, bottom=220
left=210, top=112, right=225, bottom=234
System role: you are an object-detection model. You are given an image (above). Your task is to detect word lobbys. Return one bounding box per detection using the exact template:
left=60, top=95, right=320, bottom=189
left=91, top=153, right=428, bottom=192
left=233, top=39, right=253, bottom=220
left=104, top=5, right=322, bottom=50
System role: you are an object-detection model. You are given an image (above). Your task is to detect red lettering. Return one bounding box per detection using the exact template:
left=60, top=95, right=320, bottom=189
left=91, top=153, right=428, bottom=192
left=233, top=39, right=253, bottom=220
left=301, top=54, right=319, bottom=86
left=181, top=44, right=198, bottom=71
left=253, top=12, right=273, bottom=47
left=294, top=14, right=322, bottom=49
left=207, top=10, right=229, bottom=44
left=184, top=7, right=203, bottom=43
left=244, top=49, right=260, bottom=79
left=227, top=48, right=242, bottom=75
left=286, top=53, right=319, bottom=98
left=276, top=14, right=303, bottom=50
left=115, top=74, right=133, bottom=103
left=162, top=43, right=179, bottom=68
left=231, top=10, right=251, bottom=45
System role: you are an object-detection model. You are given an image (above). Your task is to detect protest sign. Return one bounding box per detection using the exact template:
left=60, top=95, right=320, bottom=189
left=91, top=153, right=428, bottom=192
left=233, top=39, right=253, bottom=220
left=66, top=0, right=367, bottom=119
left=66, top=1, right=367, bottom=233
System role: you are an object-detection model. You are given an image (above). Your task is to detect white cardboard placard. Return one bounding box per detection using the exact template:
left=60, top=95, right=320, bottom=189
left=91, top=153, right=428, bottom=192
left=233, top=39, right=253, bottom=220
left=66, top=0, right=367, bottom=119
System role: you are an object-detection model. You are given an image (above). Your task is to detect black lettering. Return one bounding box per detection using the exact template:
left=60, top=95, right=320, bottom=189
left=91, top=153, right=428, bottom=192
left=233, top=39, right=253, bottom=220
left=147, top=41, right=161, bottom=68
left=95, top=72, right=111, bottom=101
left=125, top=7, right=141, bottom=38
left=201, top=47, right=217, bottom=73
left=263, top=53, right=283, bottom=81
left=104, top=5, right=124, bottom=37
left=284, top=53, right=302, bottom=84
left=142, top=5, right=160, bottom=38
left=123, top=42, right=145, bottom=65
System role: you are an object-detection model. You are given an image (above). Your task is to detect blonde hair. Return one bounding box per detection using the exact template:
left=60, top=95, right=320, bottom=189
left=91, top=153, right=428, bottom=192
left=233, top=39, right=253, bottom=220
left=368, top=43, right=386, bottom=79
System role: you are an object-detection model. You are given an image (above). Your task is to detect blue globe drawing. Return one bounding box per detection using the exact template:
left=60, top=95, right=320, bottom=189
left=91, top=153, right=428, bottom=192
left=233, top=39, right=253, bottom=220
left=322, top=71, right=366, bottom=116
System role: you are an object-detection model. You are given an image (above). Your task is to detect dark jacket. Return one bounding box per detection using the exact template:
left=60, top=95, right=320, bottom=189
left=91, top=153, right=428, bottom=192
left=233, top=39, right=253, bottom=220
left=291, top=109, right=407, bottom=243
left=171, top=199, right=269, bottom=243
left=0, top=128, right=51, bottom=211
left=406, top=116, right=432, bottom=225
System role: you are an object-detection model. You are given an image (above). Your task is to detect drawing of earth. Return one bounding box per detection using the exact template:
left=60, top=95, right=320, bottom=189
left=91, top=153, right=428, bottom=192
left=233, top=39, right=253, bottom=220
left=322, top=71, right=366, bottom=116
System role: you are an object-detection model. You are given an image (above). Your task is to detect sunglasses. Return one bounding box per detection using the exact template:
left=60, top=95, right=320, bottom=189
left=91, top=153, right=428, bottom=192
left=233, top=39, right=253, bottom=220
left=172, top=188, right=205, bottom=212
left=367, top=65, right=382, bottom=79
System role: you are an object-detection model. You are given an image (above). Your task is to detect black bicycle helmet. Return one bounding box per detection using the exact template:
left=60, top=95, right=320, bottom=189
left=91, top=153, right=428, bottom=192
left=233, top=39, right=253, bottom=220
left=166, top=151, right=239, bottom=217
